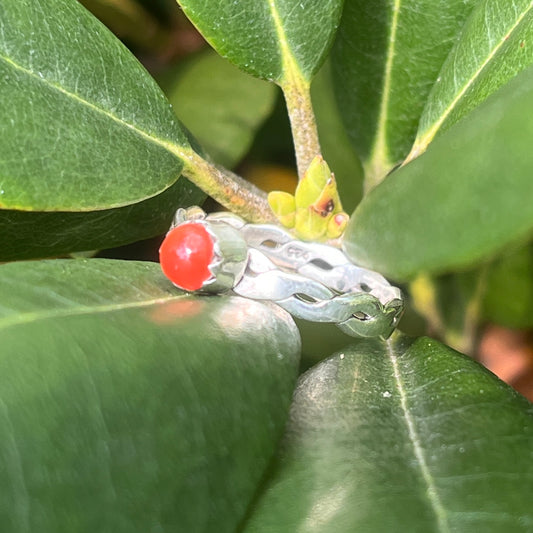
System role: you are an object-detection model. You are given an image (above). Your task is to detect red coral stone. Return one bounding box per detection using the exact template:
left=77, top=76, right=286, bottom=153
left=159, top=222, right=215, bottom=291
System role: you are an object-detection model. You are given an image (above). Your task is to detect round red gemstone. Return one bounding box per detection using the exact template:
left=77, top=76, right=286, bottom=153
left=159, top=222, right=215, bottom=291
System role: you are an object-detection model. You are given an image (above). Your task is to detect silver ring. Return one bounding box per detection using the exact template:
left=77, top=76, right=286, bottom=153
left=159, top=207, right=404, bottom=340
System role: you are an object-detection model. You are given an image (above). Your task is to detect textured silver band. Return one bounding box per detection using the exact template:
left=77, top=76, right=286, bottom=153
left=171, top=207, right=403, bottom=339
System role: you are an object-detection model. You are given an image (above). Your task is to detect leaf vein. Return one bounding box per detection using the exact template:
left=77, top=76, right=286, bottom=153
left=0, top=52, right=187, bottom=160
left=420, top=1, right=533, bottom=144
left=266, top=0, right=304, bottom=84
left=0, top=295, right=184, bottom=332
left=387, top=340, right=450, bottom=533
left=367, top=0, right=401, bottom=181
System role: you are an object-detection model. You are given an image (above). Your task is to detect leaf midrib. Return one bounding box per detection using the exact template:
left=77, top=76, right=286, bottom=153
left=415, top=1, right=533, bottom=149
left=266, top=0, right=306, bottom=86
left=387, top=339, right=451, bottom=532
left=365, top=0, right=401, bottom=186
left=0, top=51, right=189, bottom=160
left=0, top=294, right=184, bottom=332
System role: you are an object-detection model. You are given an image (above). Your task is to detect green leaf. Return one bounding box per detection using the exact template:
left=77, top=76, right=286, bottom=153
left=0, top=0, right=191, bottom=211
left=244, top=335, right=533, bottom=532
left=411, top=0, right=533, bottom=158
left=343, top=64, right=533, bottom=280
left=331, top=0, right=476, bottom=186
left=0, top=180, right=203, bottom=261
left=311, top=62, right=363, bottom=212
left=483, top=244, right=533, bottom=329
left=176, top=0, right=343, bottom=85
left=160, top=50, right=277, bottom=169
left=0, top=259, right=301, bottom=532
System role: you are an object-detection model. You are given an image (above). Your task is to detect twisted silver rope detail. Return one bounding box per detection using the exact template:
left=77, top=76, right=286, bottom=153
left=201, top=210, right=404, bottom=340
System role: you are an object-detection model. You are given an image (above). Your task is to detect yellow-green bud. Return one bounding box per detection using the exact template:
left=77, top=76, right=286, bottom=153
left=268, top=155, right=350, bottom=241
left=268, top=190, right=296, bottom=228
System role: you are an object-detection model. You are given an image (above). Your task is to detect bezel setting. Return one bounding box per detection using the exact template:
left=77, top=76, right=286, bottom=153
left=160, top=210, right=248, bottom=293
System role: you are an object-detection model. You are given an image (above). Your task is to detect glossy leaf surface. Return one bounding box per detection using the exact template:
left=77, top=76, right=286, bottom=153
left=177, top=0, right=343, bottom=84
left=332, top=0, right=476, bottom=184
left=0, top=180, right=203, bottom=261
left=0, top=0, right=189, bottom=210
left=344, top=65, right=533, bottom=280
left=244, top=335, right=533, bottom=532
left=0, top=259, right=301, bottom=532
left=161, top=50, right=276, bottom=169
left=312, top=62, right=363, bottom=212
left=412, top=0, right=533, bottom=156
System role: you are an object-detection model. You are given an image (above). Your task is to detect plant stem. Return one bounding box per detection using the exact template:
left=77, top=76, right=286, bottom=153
left=282, top=78, right=321, bottom=179
left=180, top=148, right=276, bottom=223
left=178, top=75, right=321, bottom=219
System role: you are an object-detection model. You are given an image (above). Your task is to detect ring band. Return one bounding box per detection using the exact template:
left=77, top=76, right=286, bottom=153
left=160, top=207, right=404, bottom=340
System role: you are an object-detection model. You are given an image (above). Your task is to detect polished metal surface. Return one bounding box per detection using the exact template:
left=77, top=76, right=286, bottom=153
left=169, top=207, right=404, bottom=339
